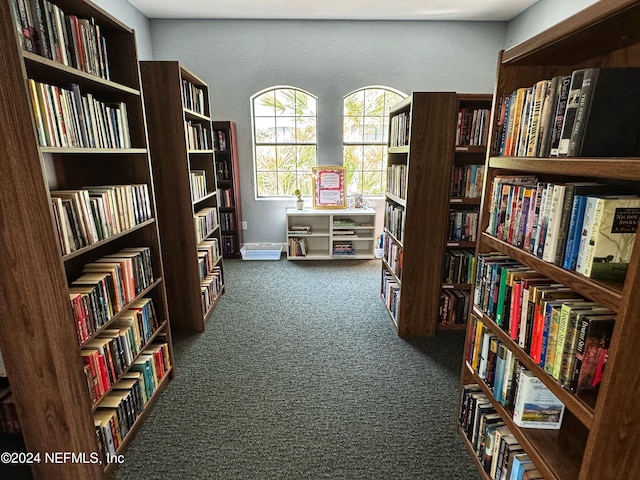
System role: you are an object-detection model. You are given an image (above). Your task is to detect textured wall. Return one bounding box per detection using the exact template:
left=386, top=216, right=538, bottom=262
left=93, top=0, right=154, bottom=60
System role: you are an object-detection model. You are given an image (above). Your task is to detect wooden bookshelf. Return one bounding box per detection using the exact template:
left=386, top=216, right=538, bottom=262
left=440, top=94, right=491, bottom=331
left=0, top=1, right=174, bottom=478
left=460, top=1, right=640, bottom=479
left=213, top=120, right=243, bottom=258
left=140, top=61, right=225, bottom=332
left=381, top=92, right=458, bottom=336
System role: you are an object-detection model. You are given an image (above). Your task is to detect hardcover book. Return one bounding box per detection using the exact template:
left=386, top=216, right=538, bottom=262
left=512, top=369, right=565, bottom=429
left=569, top=314, right=616, bottom=393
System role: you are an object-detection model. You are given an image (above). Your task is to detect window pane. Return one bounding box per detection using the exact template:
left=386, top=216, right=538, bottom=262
left=275, top=116, right=296, bottom=143
left=343, top=117, right=363, bottom=143
left=347, top=170, right=361, bottom=193
left=278, top=172, right=299, bottom=196
left=256, top=172, right=278, bottom=196
left=275, top=89, right=296, bottom=116
left=256, top=146, right=277, bottom=170
left=385, top=91, right=404, bottom=111
left=297, top=172, right=313, bottom=195
left=361, top=171, right=384, bottom=195
left=364, top=117, right=384, bottom=143
left=364, top=89, right=385, bottom=116
left=297, top=146, right=316, bottom=170
left=363, top=145, right=385, bottom=170
left=255, top=116, right=276, bottom=143
left=276, top=145, right=297, bottom=170
left=343, top=146, right=363, bottom=171
left=297, top=117, right=317, bottom=143
left=344, top=90, right=364, bottom=116
left=253, top=93, right=275, bottom=117
left=296, top=91, right=316, bottom=116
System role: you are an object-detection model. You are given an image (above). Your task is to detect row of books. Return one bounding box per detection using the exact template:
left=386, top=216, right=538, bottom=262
left=81, top=298, right=160, bottom=404
left=389, top=111, right=410, bottom=148
left=221, top=234, right=236, bottom=255
left=217, top=188, right=234, bottom=208
left=194, top=207, right=219, bottom=244
left=94, top=341, right=171, bottom=463
left=51, top=184, right=151, bottom=255
left=384, top=203, right=405, bottom=243
left=494, top=67, right=640, bottom=158
left=333, top=217, right=357, bottom=227
left=439, top=289, right=471, bottom=325
left=213, top=129, right=228, bottom=151
left=386, top=164, right=407, bottom=200
left=29, top=79, right=130, bottom=148
left=0, top=388, right=20, bottom=434
left=442, top=249, right=475, bottom=285
left=455, top=107, right=490, bottom=146
left=460, top=383, right=544, bottom=480
left=190, top=170, right=208, bottom=203
left=448, top=210, right=479, bottom=242
left=197, top=239, right=221, bottom=282
left=332, top=241, right=354, bottom=256
left=287, top=225, right=312, bottom=235
left=181, top=79, right=206, bottom=115
left=69, top=247, right=155, bottom=345
left=486, top=175, right=640, bottom=284
left=474, top=253, right=615, bottom=394
left=13, top=0, right=111, bottom=80
left=288, top=237, right=308, bottom=257
left=185, top=120, right=211, bottom=150
left=215, top=159, right=232, bottom=182
left=201, top=267, right=223, bottom=314
left=220, top=211, right=236, bottom=232
left=381, top=271, right=400, bottom=321
left=383, top=234, right=402, bottom=279
left=451, top=164, right=485, bottom=199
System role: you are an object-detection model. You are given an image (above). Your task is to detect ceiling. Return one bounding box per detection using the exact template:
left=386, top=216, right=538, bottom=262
left=128, top=0, right=539, bottom=21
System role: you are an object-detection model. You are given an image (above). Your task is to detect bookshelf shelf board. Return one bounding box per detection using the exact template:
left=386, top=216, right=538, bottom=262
left=331, top=254, right=375, bottom=260
left=383, top=228, right=403, bottom=249
left=289, top=251, right=331, bottom=260
left=183, top=108, right=211, bottom=122
left=445, top=241, right=476, bottom=248
left=467, top=366, right=584, bottom=480
left=188, top=150, right=215, bottom=155
left=219, top=206, right=235, bottom=212
left=488, top=157, right=640, bottom=181
left=91, top=319, right=170, bottom=412
left=441, top=283, right=472, bottom=290
left=103, top=365, right=174, bottom=477
left=22, top=51, right=140, bottom=95
left=382, top=260, right=401, bottom=283
left=450, top=197, right=481, bottom=205
left=287, top=232, right=330, bottom=237
left=214, top=149, right=231, bottom=154
left=61, top=219, right=156, bottom=262
left=388, top=145, right=410, bottom=154
left=385, top=191, right=406, bottom=207
left=454, top=145, right=486, bottom=154
left=192, top=191, right=218, bottom=206
left=471, top=306, right=596, bottom=428
left=40, top=147, right=148, bottom=155
left=480, top=233, right=622, bottom=312
left=80, top=278, right=164, bottom=348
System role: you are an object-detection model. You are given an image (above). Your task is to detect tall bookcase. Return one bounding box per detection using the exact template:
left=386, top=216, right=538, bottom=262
left=213, top=120, right=243, bottom=258
left=0, top=1, right=174, bottom=479
left=459, top=1, right=640, bottom=479
left=140, top=61, right=225, bottom=332
left=440, top=94, right=492, bottom=331
left=381, top=92, right=458, bottom=337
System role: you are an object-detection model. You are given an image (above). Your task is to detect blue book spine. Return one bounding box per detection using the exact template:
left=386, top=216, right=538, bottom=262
left=493, top=347, right=506, bottom=403
left=563, top=195, right=587, bottom=270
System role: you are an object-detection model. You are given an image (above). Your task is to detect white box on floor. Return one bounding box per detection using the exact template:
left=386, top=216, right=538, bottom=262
left=240, top=244, right=283, bottom=260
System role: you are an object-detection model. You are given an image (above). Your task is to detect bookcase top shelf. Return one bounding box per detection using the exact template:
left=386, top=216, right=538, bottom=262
left=40, top=147, right=147, bottom=155
left=183, top=108, right=211, bottom=122
left=489, top=157, right=640, bottom=181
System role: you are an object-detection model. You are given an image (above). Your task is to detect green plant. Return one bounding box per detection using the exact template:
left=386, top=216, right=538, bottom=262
left=294, top=189, right=302, bottom=201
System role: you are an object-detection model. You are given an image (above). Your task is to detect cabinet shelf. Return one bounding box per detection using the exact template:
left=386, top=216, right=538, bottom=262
left=183, top=108, right=211, bottom=122
left=40, top=147, right=147, bottom=154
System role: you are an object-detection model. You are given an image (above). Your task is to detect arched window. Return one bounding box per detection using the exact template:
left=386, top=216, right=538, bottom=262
left=251, top=86, right=317, bottom=198
left=343, top=86, right=406, bottom=196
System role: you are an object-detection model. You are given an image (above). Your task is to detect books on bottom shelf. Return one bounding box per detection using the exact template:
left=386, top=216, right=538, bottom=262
left=381, top=270, right=400, bottom=321
left=201, top=267, right=223, bottom=314
left=332, top=241, right=354, bottom=256
left=94, top=339, right=171, bottom=463
left=0, top=387, right=20, bottom=434
left=288, top=237, right=308, bottom=257
left=512, top=368, right=565, bottom=429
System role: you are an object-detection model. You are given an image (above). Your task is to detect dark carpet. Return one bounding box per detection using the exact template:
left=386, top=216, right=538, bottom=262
left=113, top=258, right=479, bottom=480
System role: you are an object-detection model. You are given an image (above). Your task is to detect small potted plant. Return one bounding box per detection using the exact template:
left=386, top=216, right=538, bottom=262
left=294, top=189, right=304, bottom=210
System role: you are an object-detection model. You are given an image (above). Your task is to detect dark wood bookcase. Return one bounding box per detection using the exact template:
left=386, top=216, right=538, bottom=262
left=0, top=1, right=174, bottom=478
left=212, top=120, right=243, bottom=258
left=459, top=1, right=640, bottom=479
left=381, top=92, right=458, bottom=337
left=140, top=61, right=225, bottom=332
left=440, top=94, right=492, bottom=332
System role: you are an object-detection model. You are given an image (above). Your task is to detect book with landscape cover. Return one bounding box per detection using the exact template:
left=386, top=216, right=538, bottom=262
left=581, top=195, right=640, bottom=283
left=512, top=369, right=565, bottom=429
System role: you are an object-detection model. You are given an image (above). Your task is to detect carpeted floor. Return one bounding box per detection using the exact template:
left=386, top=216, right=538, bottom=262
left=113, top=258, right=480, bottom=480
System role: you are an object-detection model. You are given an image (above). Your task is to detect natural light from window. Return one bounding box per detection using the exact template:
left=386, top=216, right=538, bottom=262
left=252, top=87, right=317, bottom=198
left=343, top=87, right=406, bottom=196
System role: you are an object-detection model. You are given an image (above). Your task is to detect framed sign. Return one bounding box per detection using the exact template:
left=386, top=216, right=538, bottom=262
left=312, top=166, right=346, bottom=209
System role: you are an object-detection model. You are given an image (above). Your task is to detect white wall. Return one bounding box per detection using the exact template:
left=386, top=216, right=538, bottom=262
left=149, top=19, right=505, bottom=243
left=505, top=0, right=598, bottom=48
left=92, top=0, right=153, bottom=60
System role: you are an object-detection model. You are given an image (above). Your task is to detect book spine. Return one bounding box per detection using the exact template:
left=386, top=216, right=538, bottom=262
left=567, top=68, right=599, bottom=157
left=557, top=69, right=587, bottom=156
